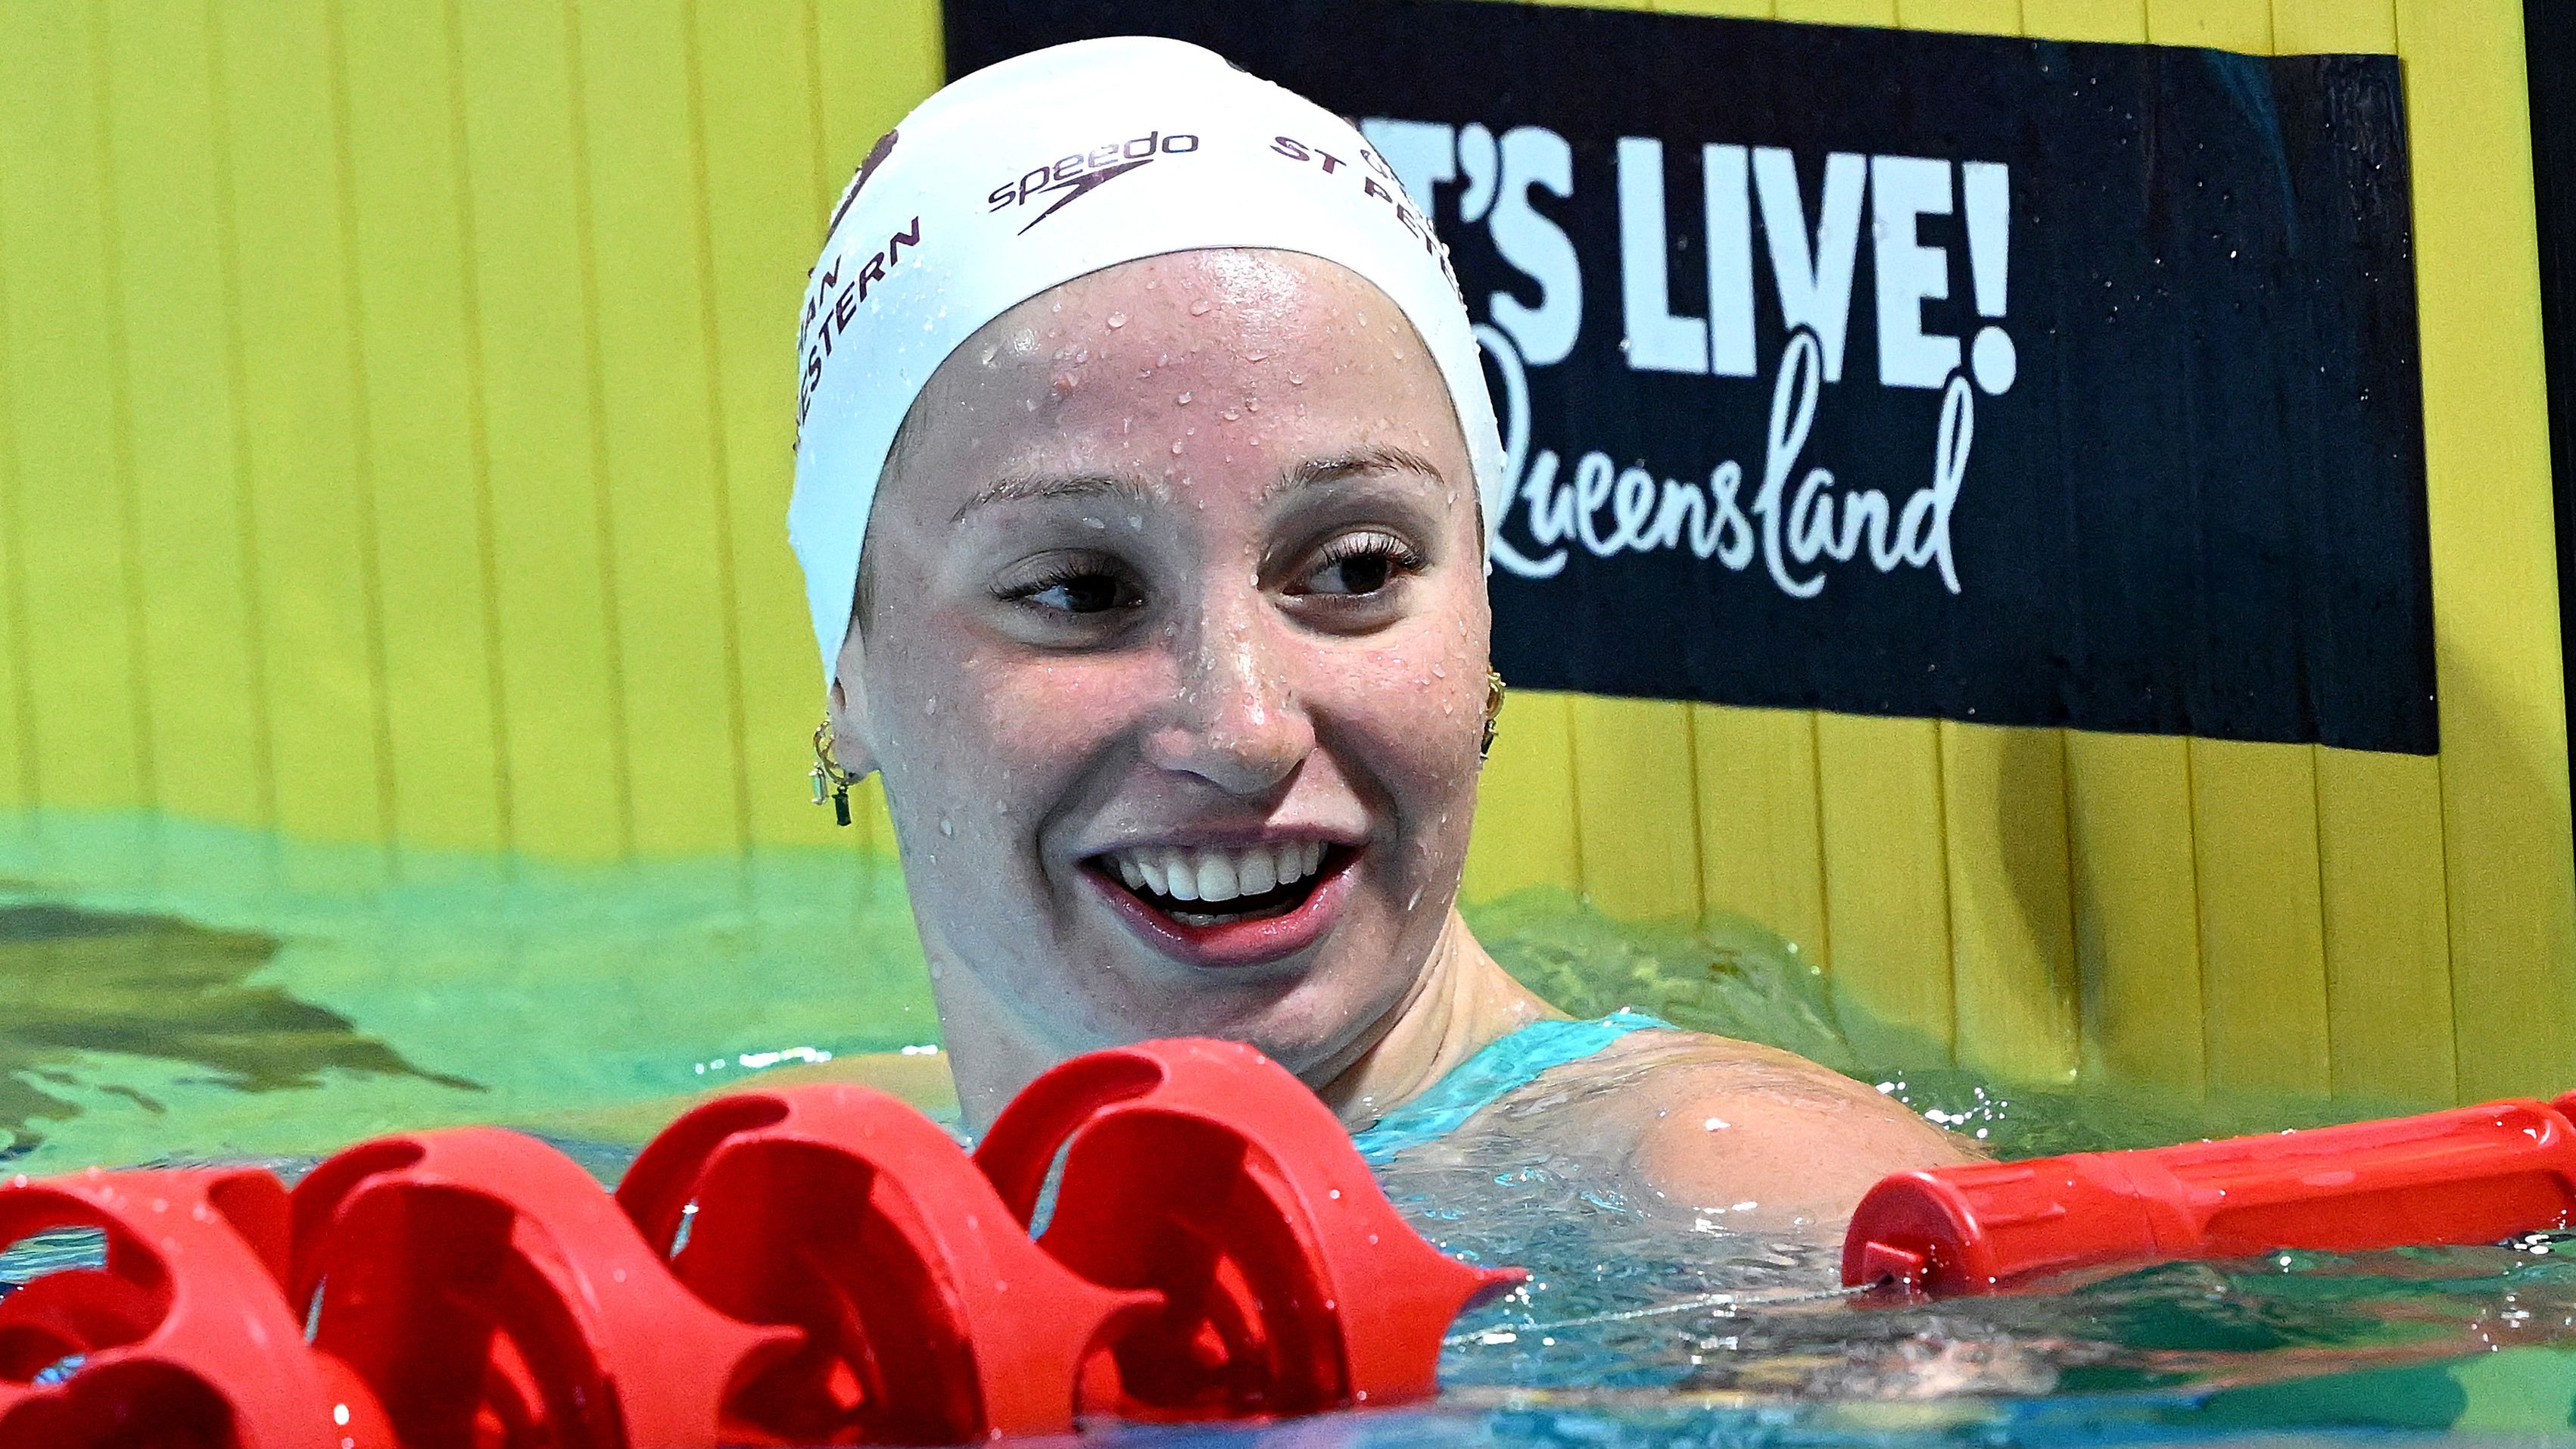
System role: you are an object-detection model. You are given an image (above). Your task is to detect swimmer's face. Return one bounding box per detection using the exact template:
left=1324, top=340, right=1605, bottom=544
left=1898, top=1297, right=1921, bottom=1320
left=836, top=250, right=1489, bottom=1078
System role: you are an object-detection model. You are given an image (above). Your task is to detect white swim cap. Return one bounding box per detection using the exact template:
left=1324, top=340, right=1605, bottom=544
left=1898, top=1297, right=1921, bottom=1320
left=788, top=36, right=1508, bottom=684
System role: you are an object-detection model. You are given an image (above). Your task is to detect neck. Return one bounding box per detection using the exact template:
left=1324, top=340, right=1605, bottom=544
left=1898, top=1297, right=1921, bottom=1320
left=1307, top=907, right=1561, bottom=1127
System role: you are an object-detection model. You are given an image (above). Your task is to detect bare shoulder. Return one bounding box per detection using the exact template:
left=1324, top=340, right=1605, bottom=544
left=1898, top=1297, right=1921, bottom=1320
left=1596, top=1029, right=1974, bottom=1232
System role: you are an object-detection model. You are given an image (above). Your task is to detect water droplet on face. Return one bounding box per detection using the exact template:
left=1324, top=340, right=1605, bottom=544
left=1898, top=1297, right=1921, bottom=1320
left=1289, top=373, right=1306, bottom=386
left=1190, top=298, right=1212, bottom=316
left=925, top=696, right=938, bottom=716
left=1176, top=391, right=1192, bottom=405
left=1106, top=312, right=1128, bottom=329
left=1245, top=348, right=1269, bottom=362
left=1220, top=407, right=1239, bottom=421
left=940, top=815, right=954, bottom=837
left=1170, top=440, right=1185, bottom=455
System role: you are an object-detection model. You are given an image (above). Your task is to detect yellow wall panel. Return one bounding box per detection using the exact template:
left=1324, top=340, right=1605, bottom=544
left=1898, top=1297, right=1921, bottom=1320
left=1652, top=0, right=1774, bottom=15
left=215, top=0, right=391, bottom=849
left=1692, top=705, right=1826, bottom=958
left=2318, top=747, right=2455, bottom=1104
left=2190, top=738, right=2332, bottom=1095
left=1895, top=0, right=2020, bottom=32
left=336, top=0, right=509, bottom=857
left=100, top=0, right=269, bottom=830
left=2145, top=0, right=2269, bottom=49
left=2022, top=0, right=2147, bottom=41
left=573, top=1, right=749, bottom=857
left=1943, top=721, right=2080, bottom=1082
left=818, top=0, right=942, bottom=178
left=453, top=0, right=628, bottom=862
left=2067, top=731, right=2205, bottom=1090
left=0, top=8, right=147, bottom=812
left=2270, top=0, right=2393, bottom=52
left=1816, top=713, right=1954, bottom=1065
left=1570, top=697, right=1702, bottom=921
left=1776, top=0, right=1895, bottom=24
left=2398, top=0, right=2576, bottom=1102
left=1465, top=690, right=1582, bottom=902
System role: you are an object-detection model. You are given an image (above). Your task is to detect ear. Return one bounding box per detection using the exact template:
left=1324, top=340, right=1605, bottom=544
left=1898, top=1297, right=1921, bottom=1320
left=825, top=628, right=883, bottom=779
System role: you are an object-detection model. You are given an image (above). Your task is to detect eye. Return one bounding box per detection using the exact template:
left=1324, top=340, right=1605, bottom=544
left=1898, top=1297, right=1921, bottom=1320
left=1291, top=531, right=1425, bottom=598
left=994, top=559, right=1145, bottom=615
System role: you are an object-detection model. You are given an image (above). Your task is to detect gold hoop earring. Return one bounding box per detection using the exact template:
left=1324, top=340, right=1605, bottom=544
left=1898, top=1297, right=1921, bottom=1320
left=1481, top=669, right=1506, bottom=762
left=811, top=718, right=861, bottom=827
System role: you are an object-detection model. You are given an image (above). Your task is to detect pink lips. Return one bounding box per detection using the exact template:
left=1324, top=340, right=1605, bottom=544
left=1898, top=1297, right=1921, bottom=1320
left=1087, top=849, right=1357, bottom=970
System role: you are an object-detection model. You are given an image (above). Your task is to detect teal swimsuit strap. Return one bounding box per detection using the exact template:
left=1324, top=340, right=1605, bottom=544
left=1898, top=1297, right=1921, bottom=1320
left=1351, top=1009, right=1671, bottom=1164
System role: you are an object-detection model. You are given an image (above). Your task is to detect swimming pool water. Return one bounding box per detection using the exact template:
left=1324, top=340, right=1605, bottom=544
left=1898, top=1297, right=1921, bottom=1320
left=2, top=808, right=2573, bottom=1444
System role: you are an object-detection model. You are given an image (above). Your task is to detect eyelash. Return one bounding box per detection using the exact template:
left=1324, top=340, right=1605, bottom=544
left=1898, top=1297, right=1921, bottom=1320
left=1304, top=531, right=1425, bottom=588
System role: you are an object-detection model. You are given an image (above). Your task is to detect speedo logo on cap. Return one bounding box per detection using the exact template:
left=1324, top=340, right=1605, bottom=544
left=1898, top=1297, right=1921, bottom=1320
left=987, top=131, right=1201, bottom=234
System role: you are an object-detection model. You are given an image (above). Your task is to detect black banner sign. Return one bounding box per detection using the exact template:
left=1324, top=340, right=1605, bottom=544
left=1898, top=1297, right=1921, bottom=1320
left=947, top=2, right=2436, bottom=753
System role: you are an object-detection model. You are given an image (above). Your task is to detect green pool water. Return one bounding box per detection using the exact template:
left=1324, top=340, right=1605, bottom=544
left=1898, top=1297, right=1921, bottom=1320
left=4, top=806, right=2576, bottom=1444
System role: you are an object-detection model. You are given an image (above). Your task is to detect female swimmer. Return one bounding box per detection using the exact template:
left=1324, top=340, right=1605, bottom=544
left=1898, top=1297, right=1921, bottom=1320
left=790, top=38, right=1967, bottom=1232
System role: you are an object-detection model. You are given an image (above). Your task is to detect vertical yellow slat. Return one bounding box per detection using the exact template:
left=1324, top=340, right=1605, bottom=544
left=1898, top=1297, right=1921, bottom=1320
left=1943, top=723, right=2081, bottom=1080
left=572, top=1, right=747, bottom=857
left=0, top=309, right=22, bottom=812
left=2067, top=731, right=2204, bottom=1089
left=1817, top=713, right=1957, bottom=1066
left=2143, top=0, right=2269, bottom=48
left=454, top=0, right=628, bottom=862
left=2272, top=0, right=2452, bottom=1106
left=1899, top=0, right=2081, bottom=1085
left=817, top=0, right=941, bottom=180
left=2022, top=0, right=2147, bottom=41
left=100, top=0, right=268, bottom=829
left=2319, top=748, right=2455, bottom=1102
left=2190, top=740, right=2331, bottom=1093
left=2269, top=0, right=2395, bottom=51
left=214, top=0, right=391, bottom=848
left=0, top=8, right=147, bottom=812
left=1569, top=698, right=1702, bottom=922
left=335, top=0, right=509, bottom=855
left=1465, top=691, right=1583, bottom=902
left=1774, top=0, right=1899, bottom=24
left=2398, top=0, right=2576, bottom=1100
left=693, top=0, right=854, bottom=855
left=1693, top=705, right=1827, bottom=957
left=2142, top=0, right=2331, bottom=1097
left=1894, top=0, right=2020, bottom=31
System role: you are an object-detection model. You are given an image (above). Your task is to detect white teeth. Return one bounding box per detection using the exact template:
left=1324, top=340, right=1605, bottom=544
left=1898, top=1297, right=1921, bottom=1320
left=1238, top=849, right=1276, bottom=896
left=1101, top=840, right=1336, bottom=903
left=1160, top=849, right=1198, bottom=901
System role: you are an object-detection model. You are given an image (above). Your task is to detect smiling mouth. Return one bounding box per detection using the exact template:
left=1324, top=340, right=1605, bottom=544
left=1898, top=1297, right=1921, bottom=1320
left=1088, top=840, right=1340, bottom=927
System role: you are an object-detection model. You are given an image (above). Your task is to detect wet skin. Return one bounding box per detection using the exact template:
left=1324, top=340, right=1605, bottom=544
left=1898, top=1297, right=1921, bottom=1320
left=826, top=249, right=1964, bottom=1229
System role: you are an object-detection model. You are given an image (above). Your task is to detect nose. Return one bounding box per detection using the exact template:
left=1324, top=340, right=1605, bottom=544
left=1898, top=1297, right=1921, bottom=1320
left=1141, top=601, right=1315, bottom=796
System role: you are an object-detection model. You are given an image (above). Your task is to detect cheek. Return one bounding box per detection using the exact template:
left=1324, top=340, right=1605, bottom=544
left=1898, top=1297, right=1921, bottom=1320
left=944, top=644, right=1167, bottom=793
left=1324, top=619, right=1490, bottom=821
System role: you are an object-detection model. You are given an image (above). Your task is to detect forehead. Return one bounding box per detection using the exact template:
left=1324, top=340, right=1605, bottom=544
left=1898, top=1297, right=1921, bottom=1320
left=880, top=249, right=1462, bottom=504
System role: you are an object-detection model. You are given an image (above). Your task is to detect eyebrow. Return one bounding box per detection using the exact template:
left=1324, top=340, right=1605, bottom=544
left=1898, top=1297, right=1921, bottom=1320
left=1268, top=444, right=1448, bottom=501
left=952, top=443, right=1449, bottom=523
left=952, top=472, right=1149, bottom=523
